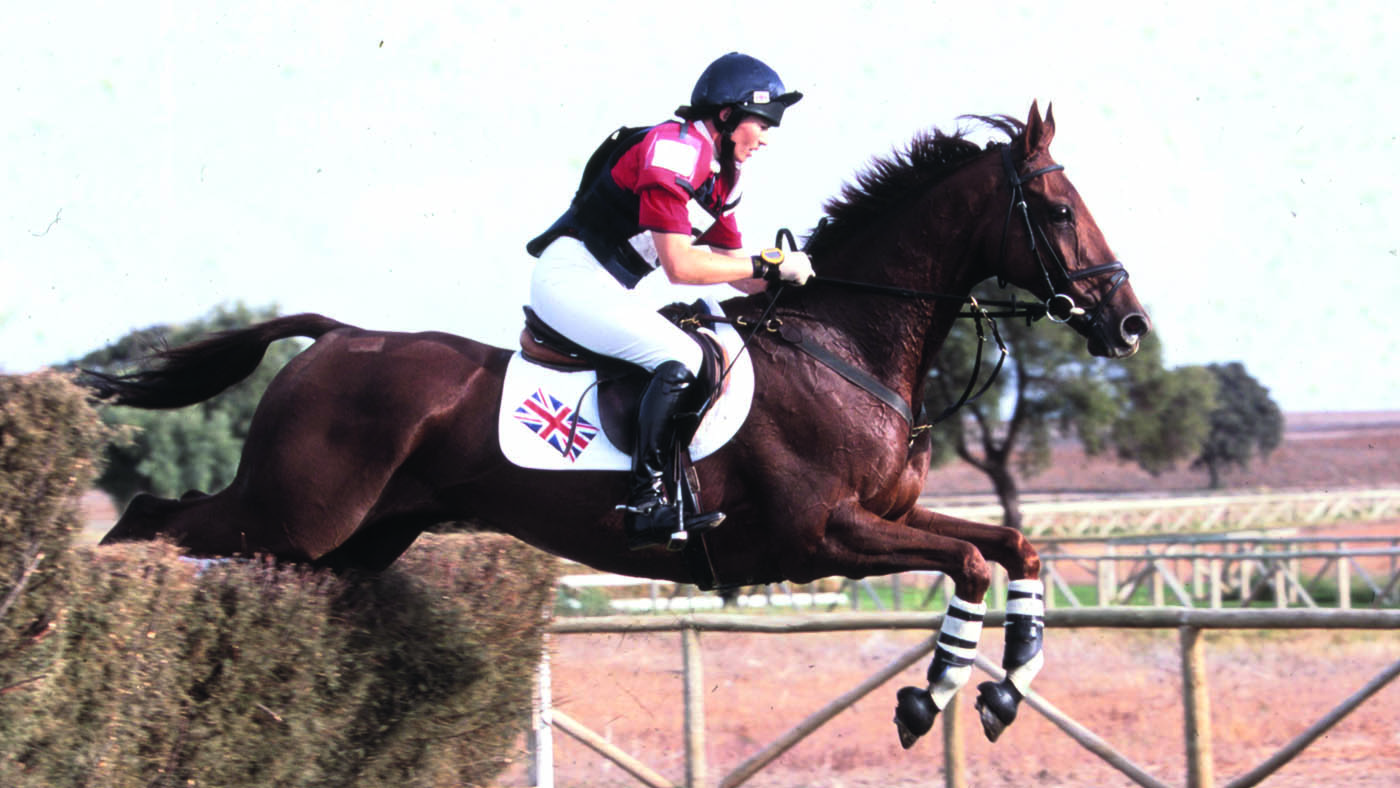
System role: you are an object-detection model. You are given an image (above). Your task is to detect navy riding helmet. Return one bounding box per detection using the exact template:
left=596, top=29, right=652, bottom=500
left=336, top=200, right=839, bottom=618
left=686, top=52, right=802, bottom=127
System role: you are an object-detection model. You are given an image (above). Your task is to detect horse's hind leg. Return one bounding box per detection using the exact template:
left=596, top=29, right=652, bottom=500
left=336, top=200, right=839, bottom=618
left=102, top=490, right=268, bottom=556
left=313, top=514, right=428, bottom=573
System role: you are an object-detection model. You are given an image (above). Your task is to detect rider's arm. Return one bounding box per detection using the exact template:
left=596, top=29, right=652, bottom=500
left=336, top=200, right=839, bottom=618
left=651, top=231, right=756, bottom=285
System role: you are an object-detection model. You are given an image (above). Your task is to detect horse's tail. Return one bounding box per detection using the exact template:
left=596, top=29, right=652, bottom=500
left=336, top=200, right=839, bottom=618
left=83, top=313, right=349, bottom=409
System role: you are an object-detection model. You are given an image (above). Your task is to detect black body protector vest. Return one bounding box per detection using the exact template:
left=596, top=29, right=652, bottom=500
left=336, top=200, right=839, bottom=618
left=525, top=123, right=739, bottom=289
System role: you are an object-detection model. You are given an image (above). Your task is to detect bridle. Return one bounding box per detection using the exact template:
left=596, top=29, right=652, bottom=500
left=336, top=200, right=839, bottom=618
left=998, top=146, right=1131, bottom=331
left=731, top=143, right=1134, bottom=432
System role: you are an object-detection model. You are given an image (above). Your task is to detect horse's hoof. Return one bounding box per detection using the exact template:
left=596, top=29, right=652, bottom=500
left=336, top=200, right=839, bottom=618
left=974, top=680, right=1019, bottom=742
left=893, top=686, right=938, bottom=750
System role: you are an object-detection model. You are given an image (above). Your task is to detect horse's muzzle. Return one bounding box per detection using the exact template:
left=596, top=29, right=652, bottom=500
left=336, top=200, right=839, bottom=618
left=1087, top=311, right=1151, bottom=358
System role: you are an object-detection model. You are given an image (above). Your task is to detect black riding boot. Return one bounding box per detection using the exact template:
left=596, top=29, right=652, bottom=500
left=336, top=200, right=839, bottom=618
left=621, top=361, right=693, bottom=550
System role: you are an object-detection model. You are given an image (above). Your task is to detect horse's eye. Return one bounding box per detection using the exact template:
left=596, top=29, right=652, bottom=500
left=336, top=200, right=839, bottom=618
left=1050, top=204, right=1074, bottom=223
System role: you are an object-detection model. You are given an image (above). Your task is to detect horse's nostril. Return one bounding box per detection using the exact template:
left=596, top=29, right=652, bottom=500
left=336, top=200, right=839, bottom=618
left=1121, top=313, right=1150, bottom=343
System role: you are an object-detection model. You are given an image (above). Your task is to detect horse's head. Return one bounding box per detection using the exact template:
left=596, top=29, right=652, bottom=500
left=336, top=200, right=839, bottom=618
left=992, top=102, right=1151, bottom=358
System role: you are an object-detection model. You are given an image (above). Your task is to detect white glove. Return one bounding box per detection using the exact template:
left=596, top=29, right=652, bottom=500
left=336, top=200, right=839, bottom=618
left=752, top=248, right=815, bottom=285
left=778, top=251, right=815, bottom=285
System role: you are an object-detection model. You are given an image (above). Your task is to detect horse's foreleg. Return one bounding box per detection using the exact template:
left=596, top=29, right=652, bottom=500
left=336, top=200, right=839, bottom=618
left=893, top=594, right=987, bottom=749
left=904, top=508, right=1041, bottom=580
left=902, top=508, right=1045, bottom=743
left=812, top=503, right=993, bottom=750
left=973, top=577, right=1045, bottom=742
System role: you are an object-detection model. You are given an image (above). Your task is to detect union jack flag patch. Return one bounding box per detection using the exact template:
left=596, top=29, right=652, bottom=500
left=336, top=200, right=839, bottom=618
left=513, top=388, right=598, bottom=461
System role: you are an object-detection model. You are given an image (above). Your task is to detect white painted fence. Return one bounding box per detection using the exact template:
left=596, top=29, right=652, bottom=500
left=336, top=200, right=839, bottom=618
left=923, top=488, right=1400, bottom=537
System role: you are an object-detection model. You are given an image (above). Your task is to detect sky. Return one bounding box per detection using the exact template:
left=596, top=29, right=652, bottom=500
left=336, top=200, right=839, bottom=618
left=3, top=1, right=1397, bottom=413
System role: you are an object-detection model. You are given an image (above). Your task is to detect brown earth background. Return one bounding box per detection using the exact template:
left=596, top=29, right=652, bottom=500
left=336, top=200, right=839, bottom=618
left=485, top=412, right=1400, bottom=788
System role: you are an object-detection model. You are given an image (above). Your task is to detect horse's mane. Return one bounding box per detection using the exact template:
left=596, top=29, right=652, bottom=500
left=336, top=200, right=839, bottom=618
left=806, top=114, right=1025, bottom=256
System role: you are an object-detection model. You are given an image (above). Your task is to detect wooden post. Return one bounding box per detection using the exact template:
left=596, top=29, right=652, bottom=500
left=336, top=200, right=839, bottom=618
left=1208, top=559, right=1223, bottom=610
left=1337, top=556, right=1351, bottom=609
left=1180, top=626, right=1215, bottom=788
left=1273, top=566, right=1288, bottom=609
left=1097, top=548, right=1115, bottom=606
left=1151, top=565, right=1165, bottom=607
left=682, top=626, right=706, bottom=788
left=1287, top=544, right=1301, bottom=605
left=942, top=689, right=966, bottom=788
left=529, top=638, right=555, bottom=788
left=1192, top=558, right=1206, bottom=601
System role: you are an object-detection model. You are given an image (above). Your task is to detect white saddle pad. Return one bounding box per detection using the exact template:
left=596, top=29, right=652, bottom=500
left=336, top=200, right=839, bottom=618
left=498, top=304, right=754, bottom=472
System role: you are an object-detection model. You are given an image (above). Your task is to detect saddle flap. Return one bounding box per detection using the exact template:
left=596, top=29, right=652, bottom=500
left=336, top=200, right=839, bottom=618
left=499, top=304, right=754, bottom=472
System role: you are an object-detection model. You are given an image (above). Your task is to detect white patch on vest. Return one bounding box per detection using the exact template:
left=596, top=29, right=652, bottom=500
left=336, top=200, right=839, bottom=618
left=628, top=232, right=661, bottom=266
left=650, top=138, right=700, bottom=176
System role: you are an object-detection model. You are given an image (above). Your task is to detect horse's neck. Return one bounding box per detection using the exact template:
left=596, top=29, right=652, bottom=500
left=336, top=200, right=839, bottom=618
left=803, top=208, right=984, bottom=404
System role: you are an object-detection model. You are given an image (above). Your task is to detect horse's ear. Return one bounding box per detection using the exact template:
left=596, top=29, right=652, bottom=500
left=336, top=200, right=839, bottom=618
left=1024, top=100, right=1055, bottom=156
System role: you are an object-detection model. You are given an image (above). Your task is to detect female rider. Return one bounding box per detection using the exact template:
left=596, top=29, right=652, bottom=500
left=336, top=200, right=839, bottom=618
left=525, top=52, right=813, bottom=550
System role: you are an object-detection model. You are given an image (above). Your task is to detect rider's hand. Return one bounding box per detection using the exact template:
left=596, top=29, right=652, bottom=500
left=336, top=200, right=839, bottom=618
left=751, top=248, right=815, bottom=286
left=778, top=251, right=815, bottom=285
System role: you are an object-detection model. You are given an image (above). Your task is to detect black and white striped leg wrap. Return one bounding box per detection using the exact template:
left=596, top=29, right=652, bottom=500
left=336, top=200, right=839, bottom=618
left=926, top=596, right=986, bottom=710
left=1003, top=579, right=1045, bottom=695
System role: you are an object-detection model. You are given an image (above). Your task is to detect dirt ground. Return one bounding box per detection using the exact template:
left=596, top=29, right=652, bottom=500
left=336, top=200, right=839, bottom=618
left=499, top=627, right=1398, bottom=788
left=496, top=414, right=1400, bottom=787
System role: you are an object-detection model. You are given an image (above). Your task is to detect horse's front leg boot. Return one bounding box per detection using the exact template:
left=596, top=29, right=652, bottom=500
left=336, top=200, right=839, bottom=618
left=975, top=578, right=1045, bottom=743
left=893, top=596, right=986, bottom=749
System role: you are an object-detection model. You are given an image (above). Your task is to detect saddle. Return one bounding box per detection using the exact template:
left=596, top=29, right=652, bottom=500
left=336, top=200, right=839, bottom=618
left=516, top=303, right=732, bottom=557
left=518, top=303, right=729, bottom=453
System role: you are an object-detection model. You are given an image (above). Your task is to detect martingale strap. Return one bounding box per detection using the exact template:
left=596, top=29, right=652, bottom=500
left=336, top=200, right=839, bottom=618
left=694, top=307, right=927, bottom=438
left=773, top=322, right=915, bottom=427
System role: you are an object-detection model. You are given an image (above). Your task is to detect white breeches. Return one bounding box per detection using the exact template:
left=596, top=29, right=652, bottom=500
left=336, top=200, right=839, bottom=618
left=531, top=237, right=722, bottom=375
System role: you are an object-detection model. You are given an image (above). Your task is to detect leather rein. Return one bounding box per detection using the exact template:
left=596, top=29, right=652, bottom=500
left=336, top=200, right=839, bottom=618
left=711, top=147, right=1128, bottom=439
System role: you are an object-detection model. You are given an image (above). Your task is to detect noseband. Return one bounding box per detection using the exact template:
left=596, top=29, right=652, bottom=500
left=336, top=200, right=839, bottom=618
left=998, top=146, right=1130, bottom=330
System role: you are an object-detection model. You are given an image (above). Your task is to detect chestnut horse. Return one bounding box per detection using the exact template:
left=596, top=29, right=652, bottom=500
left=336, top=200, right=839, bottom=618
left=91, top=103, right=1149, bottom=747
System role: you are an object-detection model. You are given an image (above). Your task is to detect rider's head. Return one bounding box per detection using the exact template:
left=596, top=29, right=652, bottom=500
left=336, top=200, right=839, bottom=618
left=677, top=53, right=802, bottom=169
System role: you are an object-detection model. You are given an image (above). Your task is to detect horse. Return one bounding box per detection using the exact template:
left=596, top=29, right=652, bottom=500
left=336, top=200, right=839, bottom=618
left=88, top=102, right=1149, bottom=749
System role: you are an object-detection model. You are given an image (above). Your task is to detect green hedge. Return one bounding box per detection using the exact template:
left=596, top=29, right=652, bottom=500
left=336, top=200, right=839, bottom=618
left=1, top=373, right=557, bottom=787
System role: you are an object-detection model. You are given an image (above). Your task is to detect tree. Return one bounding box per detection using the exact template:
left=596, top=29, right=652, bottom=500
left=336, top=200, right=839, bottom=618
left=1191, top=362, right=1284, bottom=488
left=69, top=303, right=304, bottom=505
left=1109, top=339, right=1219, bottom=476
left=923, top=287, right=1216, bottom=529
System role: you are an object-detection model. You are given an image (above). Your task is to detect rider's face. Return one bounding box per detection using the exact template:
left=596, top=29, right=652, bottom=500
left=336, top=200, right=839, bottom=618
left=728, top=115, right=771, bottom=163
